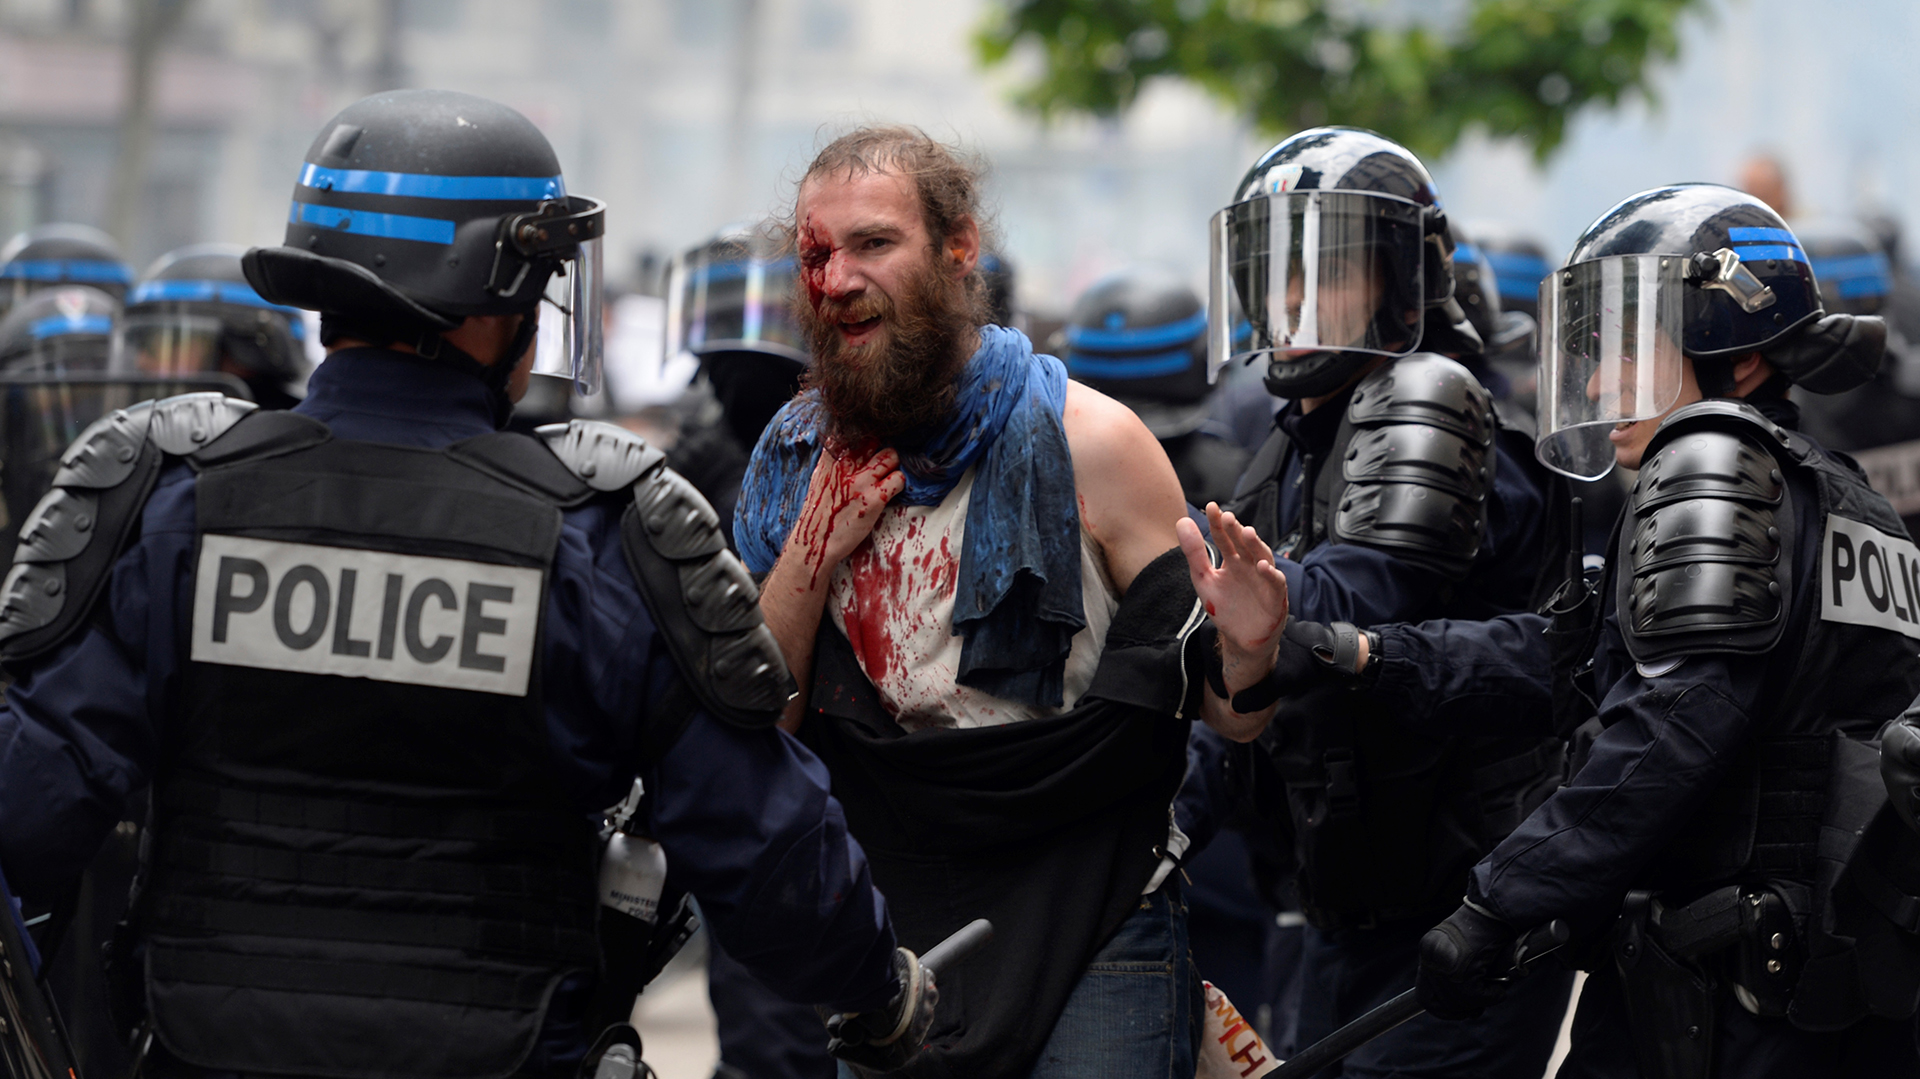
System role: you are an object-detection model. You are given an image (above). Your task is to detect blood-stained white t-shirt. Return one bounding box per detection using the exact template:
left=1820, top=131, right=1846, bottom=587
left=827, top=469, right=1119, bottom=732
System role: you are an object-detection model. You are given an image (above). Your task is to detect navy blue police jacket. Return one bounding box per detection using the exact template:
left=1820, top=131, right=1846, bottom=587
left=1177, top=377, right=1550, bottom=851
left=1365, top=398, right=1832, bottom=940
left=0, top=350, right=899, bottom=1047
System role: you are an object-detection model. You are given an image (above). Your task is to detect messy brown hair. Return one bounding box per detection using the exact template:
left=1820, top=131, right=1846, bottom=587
left=793, top=125, right=997, bottom=323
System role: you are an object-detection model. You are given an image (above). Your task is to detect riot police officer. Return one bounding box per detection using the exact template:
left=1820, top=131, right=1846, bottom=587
left=0, top=89, right=930, bottom=1077
left=663, top=220, right=809, bottom=544
left=1063, top=266, right=1248, bottom=507
left=119, top=243, right=311, bottom=409
left=1195, top=125, right=1571, bottom=1076
left=1414, top=184, right=1920, bottom=1077
left=0, top=284, right=120, bottom=556
left=0, top=222, right=134, bottom=318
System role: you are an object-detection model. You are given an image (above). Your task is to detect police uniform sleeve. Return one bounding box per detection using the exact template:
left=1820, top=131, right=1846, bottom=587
left=1366, top=613, right=1556, bottom=738
left=0, top=463, right=203, bottom=901
left=1467, top=650, right=1769, bottom=935
left=533, top=423, right=898, bottom=1013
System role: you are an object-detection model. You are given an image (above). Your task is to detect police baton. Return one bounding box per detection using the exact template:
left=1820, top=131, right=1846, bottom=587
left=920, top=918, right=993, bottom=976
left=1269, top=919, right=1569, bottom=1079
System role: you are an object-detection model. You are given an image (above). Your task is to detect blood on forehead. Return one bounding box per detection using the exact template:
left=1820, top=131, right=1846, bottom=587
left=797, top=213, right=833, bottom=305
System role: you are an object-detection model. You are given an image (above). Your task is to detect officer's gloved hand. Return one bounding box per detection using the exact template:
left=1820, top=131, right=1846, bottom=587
left=1884, top=715, right=1920, bottom=836
left=1270, top=619, right=1368, bottom=692
left=821, top=946, right=937, bottom=1074
left=1417, top=902, right=1517, bottom=1021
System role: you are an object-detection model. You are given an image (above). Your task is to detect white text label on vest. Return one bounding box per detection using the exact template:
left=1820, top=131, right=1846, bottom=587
left=190, top=534, right=543, bottom=696
left=1822, top=514, right=1920, bottom=641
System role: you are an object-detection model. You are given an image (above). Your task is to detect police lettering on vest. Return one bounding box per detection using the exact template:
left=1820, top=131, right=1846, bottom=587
left=1822, top=515, right=1920, bottom=641
left=190, top=534, right=542, bottom=696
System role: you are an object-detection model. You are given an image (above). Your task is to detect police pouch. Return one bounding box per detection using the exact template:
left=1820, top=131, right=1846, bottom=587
left=1614, top=891, right=1718, bottom=1079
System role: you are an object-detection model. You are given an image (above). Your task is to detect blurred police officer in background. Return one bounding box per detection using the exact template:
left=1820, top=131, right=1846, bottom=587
left=118, top=244, right=311, bottom=410
left=1791, top=221, right=1920, bottom=456
left=0, top=89, right=933, bottom=1078
left=0, top=223, right=134, bottom=319
left=0, top=284, right=119, bottom=559
left=664, top=220, right=809, bottom=548
left=1186, top=125, right=1571, bottom=1077
left=1063, top=265, right=1248, bottom=507
left=1412, top=183, right=1920, bottom=1077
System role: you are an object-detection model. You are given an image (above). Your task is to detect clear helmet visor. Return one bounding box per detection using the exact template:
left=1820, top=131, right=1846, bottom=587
left=1209, top=190, right=1426, bottom=382
left=1536, top=255, right=1688, bottom=480
left=663, top=243, right=807, bottom=366
left=529, top=234, right=605, bottom=397
left=116, top=309, right=226, bottom=376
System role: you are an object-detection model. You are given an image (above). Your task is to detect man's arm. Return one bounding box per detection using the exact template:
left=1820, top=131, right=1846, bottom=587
left=1062, top=382, right=1285, bottom=741
left=758, top=448, right=903, bottom=732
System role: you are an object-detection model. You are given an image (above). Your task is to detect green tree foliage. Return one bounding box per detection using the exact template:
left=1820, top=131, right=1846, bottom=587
left=975, top=0, right=1708, bottom=162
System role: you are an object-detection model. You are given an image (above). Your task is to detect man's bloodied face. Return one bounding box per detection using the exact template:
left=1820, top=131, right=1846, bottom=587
left=793, top=168, right=981, bottom=449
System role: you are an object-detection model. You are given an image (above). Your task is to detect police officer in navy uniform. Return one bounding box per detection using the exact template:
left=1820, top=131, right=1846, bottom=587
left=1412, top=184, right=1920, bottom=1077
left=1191, top=125, right=1571, bottom=1076
left=0, top=89, right=931, bottom=1077
left=120, top=244, right=312, bottom=410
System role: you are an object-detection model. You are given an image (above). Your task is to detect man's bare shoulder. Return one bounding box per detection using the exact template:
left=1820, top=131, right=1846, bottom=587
left=1061, top=381, right=1186, bottom=591
left=1061, top=380, right=1166, bottom=469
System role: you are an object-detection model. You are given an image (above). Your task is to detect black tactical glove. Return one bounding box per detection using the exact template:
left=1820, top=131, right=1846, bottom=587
left=821, top=946, right=937, bottom=1074
left=1417, top=902, right=1518, bottom=1021
left=1885, top=715, right=1920, bottom=836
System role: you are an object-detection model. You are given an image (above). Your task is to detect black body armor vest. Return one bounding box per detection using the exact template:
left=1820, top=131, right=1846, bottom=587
left=0, top=388, right=792, bottom=1078
left=147, top=426, right=601, bottom=1077
left=1228, top=355, right=1564, bottom=928
left=1614, top=402, right=1920, bottom=896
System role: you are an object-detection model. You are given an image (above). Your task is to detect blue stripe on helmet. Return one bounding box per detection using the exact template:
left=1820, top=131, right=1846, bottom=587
left=130, top=278, right=306, bottom=316
left=1835, top=275, right=1892, bottom=300
left=29, top=314, right=113, bottom=339
left=1, top=259, right=134, bottom=284
left=1065, top=310, right=1207, bottom=352
left=1730, top=243, right=1808, bottom=264
left=289, top=201, right=456, bottom=245
left=1454, top=243, right=1481, bottom=264
left=1728, top=227, right=1796, bottom=244
left=298, top=163, right=565, bottom=202
left=1066, top=348, right=1196, bottom=380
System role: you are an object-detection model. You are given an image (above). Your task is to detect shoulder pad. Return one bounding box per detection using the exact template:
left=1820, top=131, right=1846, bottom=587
left=0, top=392, right=255, bottom=663
left=189, top=409, right=330, bottom=469
left=1621, top=405, right=1793, bottom=663
left=537, top=420, right=667, bottom=492
left=1346, top=353, right=1495, bottom=446
left=1332, top=354, right=1497, bottom=578
left=527, top=421, right=792, bottom=730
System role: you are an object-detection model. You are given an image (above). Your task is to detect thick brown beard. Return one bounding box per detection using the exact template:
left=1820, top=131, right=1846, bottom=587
left=796, top=251, right=982, bottom=450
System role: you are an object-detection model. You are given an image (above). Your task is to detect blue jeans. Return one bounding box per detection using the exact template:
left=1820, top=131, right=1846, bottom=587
left=838, top=882, right=1201, bottom=1079
left=1026, top=879, right=1202, bottom=1079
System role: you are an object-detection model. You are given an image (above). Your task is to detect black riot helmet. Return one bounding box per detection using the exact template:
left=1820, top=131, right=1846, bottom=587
left=242, top=89, right=607, bottom=417
left=1796, top=221, right=1892, bottom=317
left=665, top=221, right=808, bottom=447
left=0, top=223, right=134, bottom=318
left=1209, top=126, right=1459, bottom=398
left=120, top=244, right=309, bottom=408
left=1065, top=266, right=1212, bottom=437
left=1537, top=184, right=1884, bottom=479
left=0, top=285, right=116, bottom=372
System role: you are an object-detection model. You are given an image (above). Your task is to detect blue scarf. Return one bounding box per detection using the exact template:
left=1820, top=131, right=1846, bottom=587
left=735, top=325, right=1086, bottom=708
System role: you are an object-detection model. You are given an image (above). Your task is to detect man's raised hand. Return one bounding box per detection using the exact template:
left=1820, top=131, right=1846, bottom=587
left=1178, top=503, right=1289, bottom=741
left=1177, top=503, right=1288, bottom=656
